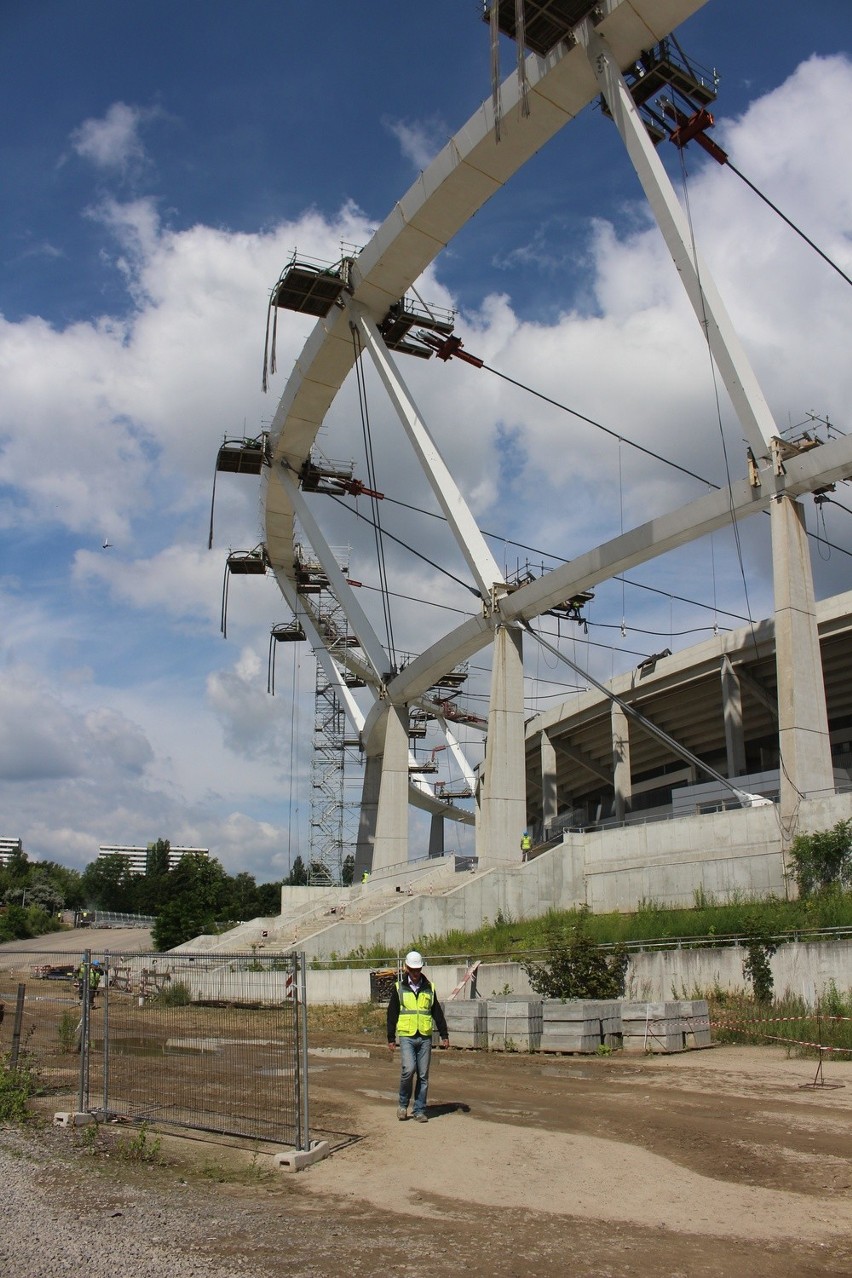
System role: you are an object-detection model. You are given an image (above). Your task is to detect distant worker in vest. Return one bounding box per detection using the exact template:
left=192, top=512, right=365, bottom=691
left=520, top=830, right=532, bottom=861
left=387, top=950, right=449, bottom=1123
left=74, top=958, right=101, bottom=1005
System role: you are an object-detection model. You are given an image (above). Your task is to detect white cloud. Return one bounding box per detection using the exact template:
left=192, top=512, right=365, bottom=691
left=383, top=114, right=448, bottom=170
left=2, top=54, right=851, bottom=877
left=70, top=102, right=153, bottom=174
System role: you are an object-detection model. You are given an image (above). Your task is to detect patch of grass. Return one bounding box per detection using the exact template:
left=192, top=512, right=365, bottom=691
left=0, top=1051, right=42, bottom=1124
left=116, top=1122, right=162, bottom=1163
left=57, top=1010, right=80, bottom=1054
left=157, top=980, right=192, bottom=1007
left=706, top=986, right=852, bottom=1059
left=307, top=1002, right=385, bottom=1035
left=335, top=891, right=852, bottom=967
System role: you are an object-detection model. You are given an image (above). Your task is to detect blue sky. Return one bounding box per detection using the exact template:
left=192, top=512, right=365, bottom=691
left=2, top=0, right=852, bottom=881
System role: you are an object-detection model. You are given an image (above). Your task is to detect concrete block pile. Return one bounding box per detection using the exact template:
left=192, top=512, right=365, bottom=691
left=621, top=999, right=713, bottom=1052
left=678, top=998, right=712, bottom=1047
left=443, top=999, right=488, bottom=1049
left=442, top=996, right=714, bottom=1054
left=540, top=999, right=623, bottom=1053
left=485, top=997, right=542, bottom=1051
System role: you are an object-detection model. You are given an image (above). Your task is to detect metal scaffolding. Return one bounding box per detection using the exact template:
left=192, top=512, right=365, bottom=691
left=307, top=559, right=362, bottom=886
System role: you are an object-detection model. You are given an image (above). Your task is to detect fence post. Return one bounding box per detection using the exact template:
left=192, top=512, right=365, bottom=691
left=9, top=983, right=26, bottom=1070
left=298, top=952, right=309, bottom=1150
left=102, top=950, right=111, bottom=1118
left=77, top=948, right=91, bottom=1115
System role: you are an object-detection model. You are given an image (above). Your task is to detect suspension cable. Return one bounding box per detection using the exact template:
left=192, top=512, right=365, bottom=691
left=725, top=158, right=852, bottom=292
left=480, top=364, right=717, bottom=489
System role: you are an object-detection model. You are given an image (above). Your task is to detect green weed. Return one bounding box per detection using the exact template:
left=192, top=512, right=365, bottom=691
left=0, top=1051, right=41, bottom=1124
left=116, top=1122, right=162, bottom=1163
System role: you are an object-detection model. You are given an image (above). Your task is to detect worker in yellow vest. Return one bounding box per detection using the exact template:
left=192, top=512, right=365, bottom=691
left=387, top=950, right=449, bottom=1123
left=520, top=831, right=532, bottom=861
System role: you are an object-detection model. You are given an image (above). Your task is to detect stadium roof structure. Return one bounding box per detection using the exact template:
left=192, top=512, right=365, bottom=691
left=524, top=591, right=852, bottom=837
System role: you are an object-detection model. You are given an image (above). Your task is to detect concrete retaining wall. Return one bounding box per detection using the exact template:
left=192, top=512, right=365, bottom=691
left=295, top=940, right=852, bottom=1006
left=270, top=793, right=852, bottom=962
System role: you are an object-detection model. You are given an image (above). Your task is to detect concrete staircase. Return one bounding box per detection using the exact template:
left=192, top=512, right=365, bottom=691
left=177, top=855, right=500, bottom=957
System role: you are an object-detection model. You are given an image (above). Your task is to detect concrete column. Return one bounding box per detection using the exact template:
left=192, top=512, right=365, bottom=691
left=354, top=754, right=382, bottom=881
left=428, top=813, right=445, bottom=859
left=611, top=700, right=631, bottom=821
left=771, top=495, right=833, bottom=824
left=354, top=704, right=410, bottom=877
left=721, top=656, right=747, bottom=778
left=478, top=625, right=526, bottom=864
left=540, top=730, right=558, bottom=834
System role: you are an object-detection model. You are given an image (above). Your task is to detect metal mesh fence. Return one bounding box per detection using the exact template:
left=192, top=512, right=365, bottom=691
left=0, top=949, right=82, bottom=1100
left=0, top=949, right=308, bottom=1149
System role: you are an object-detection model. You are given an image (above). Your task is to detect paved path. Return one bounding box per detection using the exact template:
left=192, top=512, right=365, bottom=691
left=0, top=926, right=154, bottom=955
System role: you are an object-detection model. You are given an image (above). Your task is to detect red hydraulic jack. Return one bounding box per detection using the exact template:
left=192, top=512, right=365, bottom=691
left=665, top=105, right=728, bottom=165
left=416, top=331, right=485, bottom=367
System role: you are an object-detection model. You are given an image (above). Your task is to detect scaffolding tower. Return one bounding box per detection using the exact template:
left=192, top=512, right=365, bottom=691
left=306, top=556, right=363, bottom=886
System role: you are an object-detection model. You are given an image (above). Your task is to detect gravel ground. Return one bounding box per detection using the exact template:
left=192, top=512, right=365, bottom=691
left=4, top=1040, right=851, bottom=1278
left=0, top=1128, right=253, bottom=1278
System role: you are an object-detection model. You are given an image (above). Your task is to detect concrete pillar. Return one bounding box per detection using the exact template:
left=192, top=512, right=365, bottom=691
left=428, top=813, right=445, bottom=859
left=611, top=700, right=631, bottom=821
left=771, top=495, right=833, bottom=825
left=354, top=704, right=410, bottom=877
left=477, top=625, right=526, bottom=864
left=353, top=755, right=381, bottom=881
left=721, top=656, right=747, bottom=778
left=540, top=730, right=558, bottom=835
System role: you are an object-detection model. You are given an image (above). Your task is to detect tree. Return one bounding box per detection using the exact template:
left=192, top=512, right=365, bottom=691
left=146, top=839, right=171, bottom=877
left=287, top=855, right=307, bottom=886
left=79, top=854, right=135, bottom=912
left=152, top=853, right=230, bottom=951
left=789, top=820, right=852, bottom=896
left=254, top=881, right=282, bottom=915
left=20, top=871, right=63, bottom=914
left=522, top=923, right=629, bottom=1000
left=742, top=922, right=777, bottom=1004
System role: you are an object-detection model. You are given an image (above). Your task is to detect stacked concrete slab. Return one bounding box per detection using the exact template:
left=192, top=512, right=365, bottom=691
left=540, top=999, right=623, bottom=1053
left=486, top=997, right=542, bottom=1051
left=622, top=1001, right=689, bottom=1052
left=443, top=999, right=488, bottom=1050
left=677, top=998, right=712, bottom=1047
left=440, top=998, right=713, bottom=1054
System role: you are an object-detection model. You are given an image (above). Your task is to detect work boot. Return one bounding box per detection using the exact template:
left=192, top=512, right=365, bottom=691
left=397, top=1107, right=408, bottom=1120
left=413, top=1112, right=428, bottom=1123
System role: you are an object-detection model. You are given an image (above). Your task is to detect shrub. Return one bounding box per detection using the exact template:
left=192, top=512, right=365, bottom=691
left=741, top=921, right=777, bottom=1004
left=522, top=923, right=628, bottom=1000
left=157, top=979, right=191, bottom=1007
left=789, top=820, right=852, bottom=896
left=0, top=1052, right=40, bottom=1123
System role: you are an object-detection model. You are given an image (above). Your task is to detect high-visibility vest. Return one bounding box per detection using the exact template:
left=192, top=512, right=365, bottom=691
left=395, top=981, right=434, bottom=1037
left=521, top=834, right=532, bottom=851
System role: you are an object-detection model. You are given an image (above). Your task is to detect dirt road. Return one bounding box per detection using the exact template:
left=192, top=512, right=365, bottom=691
left=7, top=1031, right=851, bottom=1276
left=295, top=1038, right=852, bottom=1276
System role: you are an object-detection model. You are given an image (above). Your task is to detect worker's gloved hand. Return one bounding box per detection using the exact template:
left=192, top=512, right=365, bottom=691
left=440, top=1039, right=449, bottom=1049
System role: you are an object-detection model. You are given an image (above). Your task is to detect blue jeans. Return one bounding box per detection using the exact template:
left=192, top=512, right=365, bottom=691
left=398, top=1034, right=432, bottom=1115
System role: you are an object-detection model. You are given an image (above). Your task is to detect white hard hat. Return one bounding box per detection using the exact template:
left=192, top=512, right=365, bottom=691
left=404, top=950, right=424, bottom=969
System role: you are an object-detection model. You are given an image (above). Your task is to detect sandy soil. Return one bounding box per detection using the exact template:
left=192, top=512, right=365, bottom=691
left=286, top=1038, right=851, bottom=1276
left=7, top=1038, right=851, bottom=1277
left=5, top=965, right=850, bottom=1277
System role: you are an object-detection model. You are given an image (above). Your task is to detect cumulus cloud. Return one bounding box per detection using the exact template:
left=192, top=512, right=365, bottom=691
left=2, top=54, right=851, bottom=874
left=70, top=102, right=154, bottom=174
